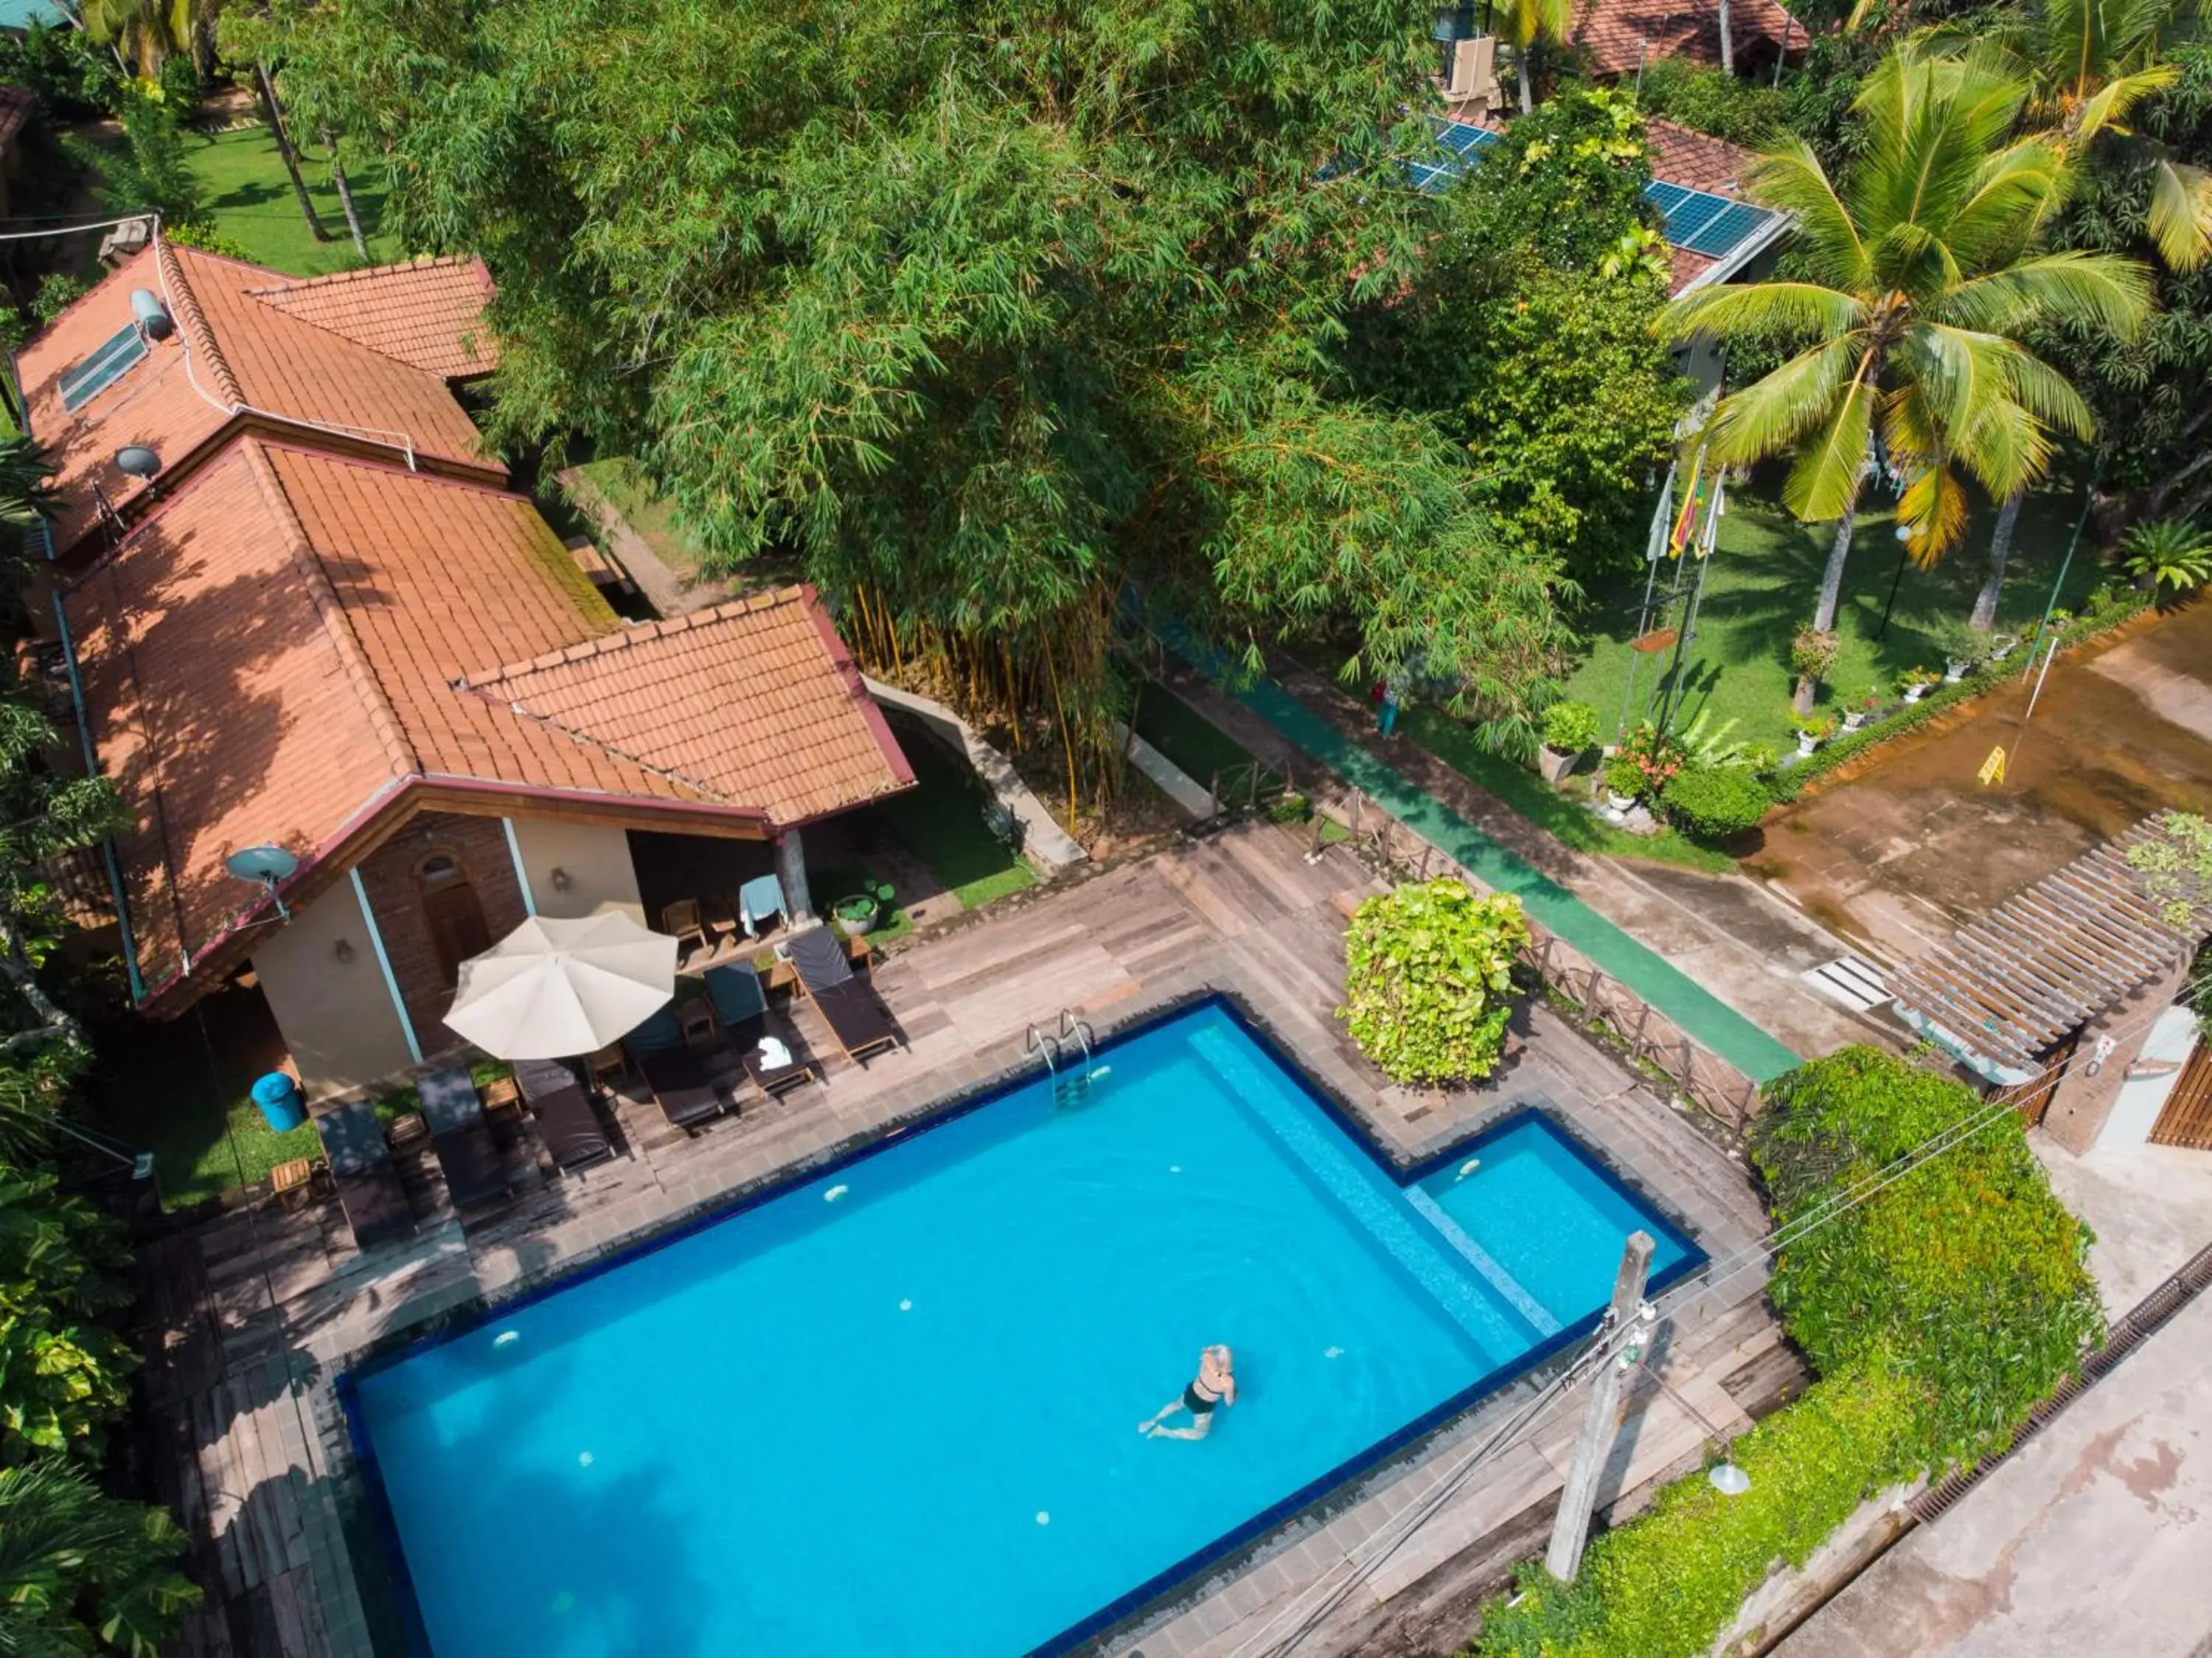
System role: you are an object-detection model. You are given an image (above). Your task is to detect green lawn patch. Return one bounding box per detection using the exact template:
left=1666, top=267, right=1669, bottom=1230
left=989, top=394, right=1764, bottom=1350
left=876, top=726, right=1037, bottom=910
left=182, top=125, right=401, bottom=275
left=1565, top=488, right=2101, bottom=756
left=574, top=457, right=716, bottom=580
left=1129, top=681, right=1270, bottom=794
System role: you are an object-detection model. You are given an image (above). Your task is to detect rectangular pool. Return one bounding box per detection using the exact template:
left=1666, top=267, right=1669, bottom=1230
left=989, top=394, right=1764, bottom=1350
left=344, top=1001, right=1700, bottom=1657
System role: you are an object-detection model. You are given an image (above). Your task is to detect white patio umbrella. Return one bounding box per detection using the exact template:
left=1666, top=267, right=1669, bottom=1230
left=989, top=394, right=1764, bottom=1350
left=442, top=912, right=678, bottom=1060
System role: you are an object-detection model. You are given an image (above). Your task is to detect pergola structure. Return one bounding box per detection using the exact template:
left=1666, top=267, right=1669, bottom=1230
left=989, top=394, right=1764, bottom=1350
left=1890, top=818, right=2211, bottom=1087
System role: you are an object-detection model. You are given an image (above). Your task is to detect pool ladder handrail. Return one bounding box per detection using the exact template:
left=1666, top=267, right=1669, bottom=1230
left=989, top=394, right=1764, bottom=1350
left=1027, top=1010, right=1098, bottom=1106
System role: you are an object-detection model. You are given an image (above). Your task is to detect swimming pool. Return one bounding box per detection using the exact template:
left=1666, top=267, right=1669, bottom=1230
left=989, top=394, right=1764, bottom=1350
left=343, top=1001, right=1700, bottom=1657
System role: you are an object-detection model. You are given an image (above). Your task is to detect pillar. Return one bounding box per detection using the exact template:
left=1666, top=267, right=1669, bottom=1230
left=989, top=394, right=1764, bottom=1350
left=775, top=829, right=813, bottom=923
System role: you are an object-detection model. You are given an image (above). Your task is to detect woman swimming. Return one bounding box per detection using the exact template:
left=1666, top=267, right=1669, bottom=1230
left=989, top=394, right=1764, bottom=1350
left=1139, top=1345, right=1237, bottom=1440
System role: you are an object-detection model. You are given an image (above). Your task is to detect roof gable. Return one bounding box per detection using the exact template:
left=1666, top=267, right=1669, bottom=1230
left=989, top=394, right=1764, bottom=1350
left=15, top=240, right=498, bottom=555
left=456, top=588, right=916, bottom=826
left=243, top=256, right=499, bottom=379
left=1571, top=0, right=1800, bottom=77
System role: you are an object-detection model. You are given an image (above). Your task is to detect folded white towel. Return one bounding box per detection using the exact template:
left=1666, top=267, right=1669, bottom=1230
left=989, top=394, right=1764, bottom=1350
left=756, top=1036, right=793, bottom=1069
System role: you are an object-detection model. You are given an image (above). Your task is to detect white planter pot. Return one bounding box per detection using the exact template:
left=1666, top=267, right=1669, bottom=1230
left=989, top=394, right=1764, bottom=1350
left=1903, top=684, right=1927, bottom=704
left=1944, top=661, right=1967, bottom=683
left=1990, top=642, right=2015, bottom=662
left=1842, top=712, right=1866, bottom=732
left=1538, top=745, right=1582, bottom=785
left=1606, top=791, right=1636, bottom=813
left=1795, top=733, right=1819, bottom=757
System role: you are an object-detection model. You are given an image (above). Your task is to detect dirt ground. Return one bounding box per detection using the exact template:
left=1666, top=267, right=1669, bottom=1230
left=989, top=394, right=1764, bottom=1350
left=1746, top=599, right=2212, bottom=961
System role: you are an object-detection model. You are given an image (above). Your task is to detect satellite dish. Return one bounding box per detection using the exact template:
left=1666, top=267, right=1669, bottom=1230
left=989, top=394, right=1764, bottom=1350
left=224, top=844, right=299, bottom=884
left=224, top=844, right=298, bottom=920
left=114, top=445, right=162, bottom=481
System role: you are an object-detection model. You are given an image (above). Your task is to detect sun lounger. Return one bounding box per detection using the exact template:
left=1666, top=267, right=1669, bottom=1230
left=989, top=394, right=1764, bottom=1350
left=512, top=1058, right=614, bottom=1171
left=417, top=1066, right=510, bottom=1207
left=313, top=1101, right=414, bottom=1248
left=785, top=927, right=902, bottom=1064
left=626, top=1010, right=742, bottom=1130
left=703, top=962, right=822, bottom=1097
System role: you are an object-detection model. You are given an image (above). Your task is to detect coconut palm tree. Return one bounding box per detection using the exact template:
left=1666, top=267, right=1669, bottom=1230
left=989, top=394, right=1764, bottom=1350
left=77, top=0, right=208, bottom=77
left=1496, top=0, right=1575, bottom=114
left=1662, top=48, right=2152, bottom=709
left=1922, top=0, right=2211, bottom=626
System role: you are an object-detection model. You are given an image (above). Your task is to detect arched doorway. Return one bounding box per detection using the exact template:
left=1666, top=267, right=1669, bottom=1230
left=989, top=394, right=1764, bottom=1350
left=417, top=852, right=491, bottom=983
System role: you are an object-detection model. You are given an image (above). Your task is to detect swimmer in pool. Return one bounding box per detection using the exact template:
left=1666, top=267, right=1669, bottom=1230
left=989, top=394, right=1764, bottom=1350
left=1139, top=1345, right=1237, bottom=1440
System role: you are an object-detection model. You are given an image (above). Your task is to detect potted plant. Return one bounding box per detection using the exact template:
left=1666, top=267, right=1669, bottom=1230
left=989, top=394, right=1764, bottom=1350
left=1601, top=753, right=1644, bottom=814
left=1986, top=628, right=2020, bottom=663
left=832, top=879, right=897, bottom=937
left=1899, top=666, right=1941, bottom=703
left=1838, top=687, right=1877, bottom=732
left=1789, top=625, right=1841, bottom=701
left=1791, top=712, right=1837, bottom=757
left=1931, top=616, right=1992, bottom=681
left=1538, top=701, right=1599, bottom=784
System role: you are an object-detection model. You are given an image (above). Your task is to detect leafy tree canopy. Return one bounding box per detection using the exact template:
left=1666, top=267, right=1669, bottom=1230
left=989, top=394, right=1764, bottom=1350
left=1339, top=879, right=1530, bottom=1083
left=242, top=0, right=1576, bottom=737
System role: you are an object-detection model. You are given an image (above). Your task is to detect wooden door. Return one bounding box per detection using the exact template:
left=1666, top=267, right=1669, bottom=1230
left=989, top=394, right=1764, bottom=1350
left=2149, top=1038, right=2212, bottom=1150
left=422, top=875, right=491, bottom=982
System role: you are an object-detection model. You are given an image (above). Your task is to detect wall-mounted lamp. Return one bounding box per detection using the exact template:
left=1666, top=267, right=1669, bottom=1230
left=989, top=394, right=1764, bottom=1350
left=333, top=937, right=356, bottom=964
left=549, top=867, right=574, bottom=893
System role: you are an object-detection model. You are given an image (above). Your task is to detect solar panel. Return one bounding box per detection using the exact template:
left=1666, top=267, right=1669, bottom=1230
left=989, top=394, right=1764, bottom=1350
left=58, top=325, right=148, bottom=414
left=1404, top=123, right=1784, bottom=266
left=1641, top=181, right=1782, bottom=264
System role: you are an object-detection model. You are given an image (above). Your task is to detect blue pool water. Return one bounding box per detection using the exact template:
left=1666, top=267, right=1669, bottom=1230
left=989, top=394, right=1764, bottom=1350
left=346, top=1004, right=1697, bottom=1657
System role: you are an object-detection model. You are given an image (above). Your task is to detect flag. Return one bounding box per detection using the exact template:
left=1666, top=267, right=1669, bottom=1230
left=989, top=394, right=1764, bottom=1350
left=1669, top=450, right=1704, bottom=559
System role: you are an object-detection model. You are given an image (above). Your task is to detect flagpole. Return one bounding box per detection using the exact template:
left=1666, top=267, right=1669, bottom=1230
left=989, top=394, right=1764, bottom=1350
left=1616, top=462, right=1675, bottom=748
left=1660, top=471, right=1725, bottom=735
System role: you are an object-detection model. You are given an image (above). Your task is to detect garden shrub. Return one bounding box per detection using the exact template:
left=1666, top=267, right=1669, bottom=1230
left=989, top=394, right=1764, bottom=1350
left=1660, top=765, right=1770, bottom=842
left=1754, top=1047, right=2103, bottom=1470
left=1542, top=701, right=1599, bottom=755
left=1474, top=1364, right=1919, bottom=1658
left=1340, top=881, right=1528, bottom=1084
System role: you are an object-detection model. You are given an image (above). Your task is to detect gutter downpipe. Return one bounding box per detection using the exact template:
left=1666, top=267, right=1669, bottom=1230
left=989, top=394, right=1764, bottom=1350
left=50, top=589, right=147, bottom=1006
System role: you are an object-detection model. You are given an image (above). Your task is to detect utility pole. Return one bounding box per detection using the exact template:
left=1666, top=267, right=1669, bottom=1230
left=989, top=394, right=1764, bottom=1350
left=1544, top=1230, right=1655, bottom=1584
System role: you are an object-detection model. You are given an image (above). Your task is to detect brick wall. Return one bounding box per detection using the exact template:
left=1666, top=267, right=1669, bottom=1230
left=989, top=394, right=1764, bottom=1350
left=355, top=812, right=527, bottom=1053
left=2040, top=954, right=2191, bottom=1154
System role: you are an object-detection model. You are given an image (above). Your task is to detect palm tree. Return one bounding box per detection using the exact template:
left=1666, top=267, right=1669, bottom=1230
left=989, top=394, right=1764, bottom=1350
left=1663, top=49, right=2152, bottom=710
left=1496, top=0, right=1574, bottom=114
left=77, top=0, right=205, bottom=77
left=0, top=1460, right=201, bottom=1657
left=1926, top=0, right=2211, bottom=626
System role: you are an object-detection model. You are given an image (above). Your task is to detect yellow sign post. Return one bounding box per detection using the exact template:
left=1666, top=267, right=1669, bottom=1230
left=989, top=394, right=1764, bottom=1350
left=1978, top=746, right=2006, bottom=787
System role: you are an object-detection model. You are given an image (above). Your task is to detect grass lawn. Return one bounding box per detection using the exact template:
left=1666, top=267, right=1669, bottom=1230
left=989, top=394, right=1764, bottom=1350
left=1282, top=643, right=1738, bottom=873
left=182, top=125, right=403, bottom=276
left=574, top=457, right=717, bottom=580
left=1130, top=681, right=1276, bottom=797
left=877, top=727, right=1037, bottom=909
left=1563, top=487, right=2102, bottom=757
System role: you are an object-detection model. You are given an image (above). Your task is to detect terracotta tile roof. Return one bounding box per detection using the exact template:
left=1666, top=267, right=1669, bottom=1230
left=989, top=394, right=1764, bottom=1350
left=1571, top=0, right=1801, bottom=76
left=63, top=445, right=908, bottom=1004
left=15, top=240, right=500, bottom=555
left=244, top=257, right=498, bottom=379
left=1646, top=117, right=1757, bottom=195
left=456, top=588, right=916, bottom=827
left=0, top=86, right=33, bottom=152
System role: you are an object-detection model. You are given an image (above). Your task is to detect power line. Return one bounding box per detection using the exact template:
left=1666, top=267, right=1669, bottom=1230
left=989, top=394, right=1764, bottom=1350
left=1231, top=1027, right=2137, bottom=1657
left=0, top=212, right=153, bottom=243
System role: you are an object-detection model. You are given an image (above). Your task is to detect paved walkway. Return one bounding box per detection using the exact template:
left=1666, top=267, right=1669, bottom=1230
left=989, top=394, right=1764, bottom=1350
left=1781, top=1286, right=2212, bottom=1658
left=1208, top=668, right=1837, bottom=1084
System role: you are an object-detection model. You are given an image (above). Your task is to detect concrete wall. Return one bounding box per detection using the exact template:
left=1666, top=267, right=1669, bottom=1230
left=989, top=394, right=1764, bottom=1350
left=250, top=878, right=416, bottom=1102
left=507, top=817, right=645, bottom=923
left=2042, top=955, right=2192, bottom=1154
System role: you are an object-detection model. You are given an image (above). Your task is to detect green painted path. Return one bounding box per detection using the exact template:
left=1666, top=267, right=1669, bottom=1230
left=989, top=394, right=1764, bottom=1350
left=1237, top=681, right=1805, bottom=1085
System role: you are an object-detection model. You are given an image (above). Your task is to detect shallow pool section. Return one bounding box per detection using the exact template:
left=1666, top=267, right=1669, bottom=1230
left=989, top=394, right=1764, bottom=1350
left=344, top=1003, right=1700, bottom=1657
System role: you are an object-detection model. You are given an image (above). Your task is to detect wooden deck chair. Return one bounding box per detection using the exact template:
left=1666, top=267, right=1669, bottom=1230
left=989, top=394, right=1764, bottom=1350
left=784, top=926, right=902, bottom=1064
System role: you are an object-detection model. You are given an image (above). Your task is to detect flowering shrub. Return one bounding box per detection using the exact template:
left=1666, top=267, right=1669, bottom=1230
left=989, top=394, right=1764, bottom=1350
left=1339, top=881, right=1529, bottom=1084
left=1615, top=720, right=1686, bottom=797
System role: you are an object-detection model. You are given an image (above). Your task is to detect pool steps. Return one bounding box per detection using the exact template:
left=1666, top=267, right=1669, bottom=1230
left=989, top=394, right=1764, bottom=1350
left=1187, top=1027, right=1543, bottom=1359
left=1402, top=1187, right=1562, bottom=1336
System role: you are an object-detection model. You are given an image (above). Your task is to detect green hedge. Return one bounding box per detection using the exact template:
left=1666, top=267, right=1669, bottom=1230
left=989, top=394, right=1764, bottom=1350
left=1474, top=1364, right=1919, bottom=1658
left=1754, top=1047, right=2103, bottom=1469
left=1340, top=881, right=1530, bottom=1083
left=1660, top=766, right=1771, bottom=842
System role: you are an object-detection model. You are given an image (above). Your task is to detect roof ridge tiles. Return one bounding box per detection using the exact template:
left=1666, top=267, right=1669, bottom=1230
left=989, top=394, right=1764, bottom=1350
left=456, top=585, right=807, bottom=690
left=240, top=441, right=420, bottom=783
left=156, top=239, right=245, bottom=409
left=240, top=254, right=479, bottom=299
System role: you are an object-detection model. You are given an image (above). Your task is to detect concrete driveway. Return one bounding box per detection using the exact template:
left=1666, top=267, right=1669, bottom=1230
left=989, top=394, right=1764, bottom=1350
left=1779, top=1287, right=2212, bottom=1658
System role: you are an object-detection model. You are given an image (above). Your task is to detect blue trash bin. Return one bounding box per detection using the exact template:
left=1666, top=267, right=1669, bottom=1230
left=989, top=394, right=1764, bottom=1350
left=251, top=1071, right=305, bottom=1133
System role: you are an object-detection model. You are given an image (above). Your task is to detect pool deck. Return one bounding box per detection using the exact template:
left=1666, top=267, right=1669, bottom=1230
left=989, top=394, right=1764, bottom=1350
left=133, top=819, right=1790, bottom=1657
